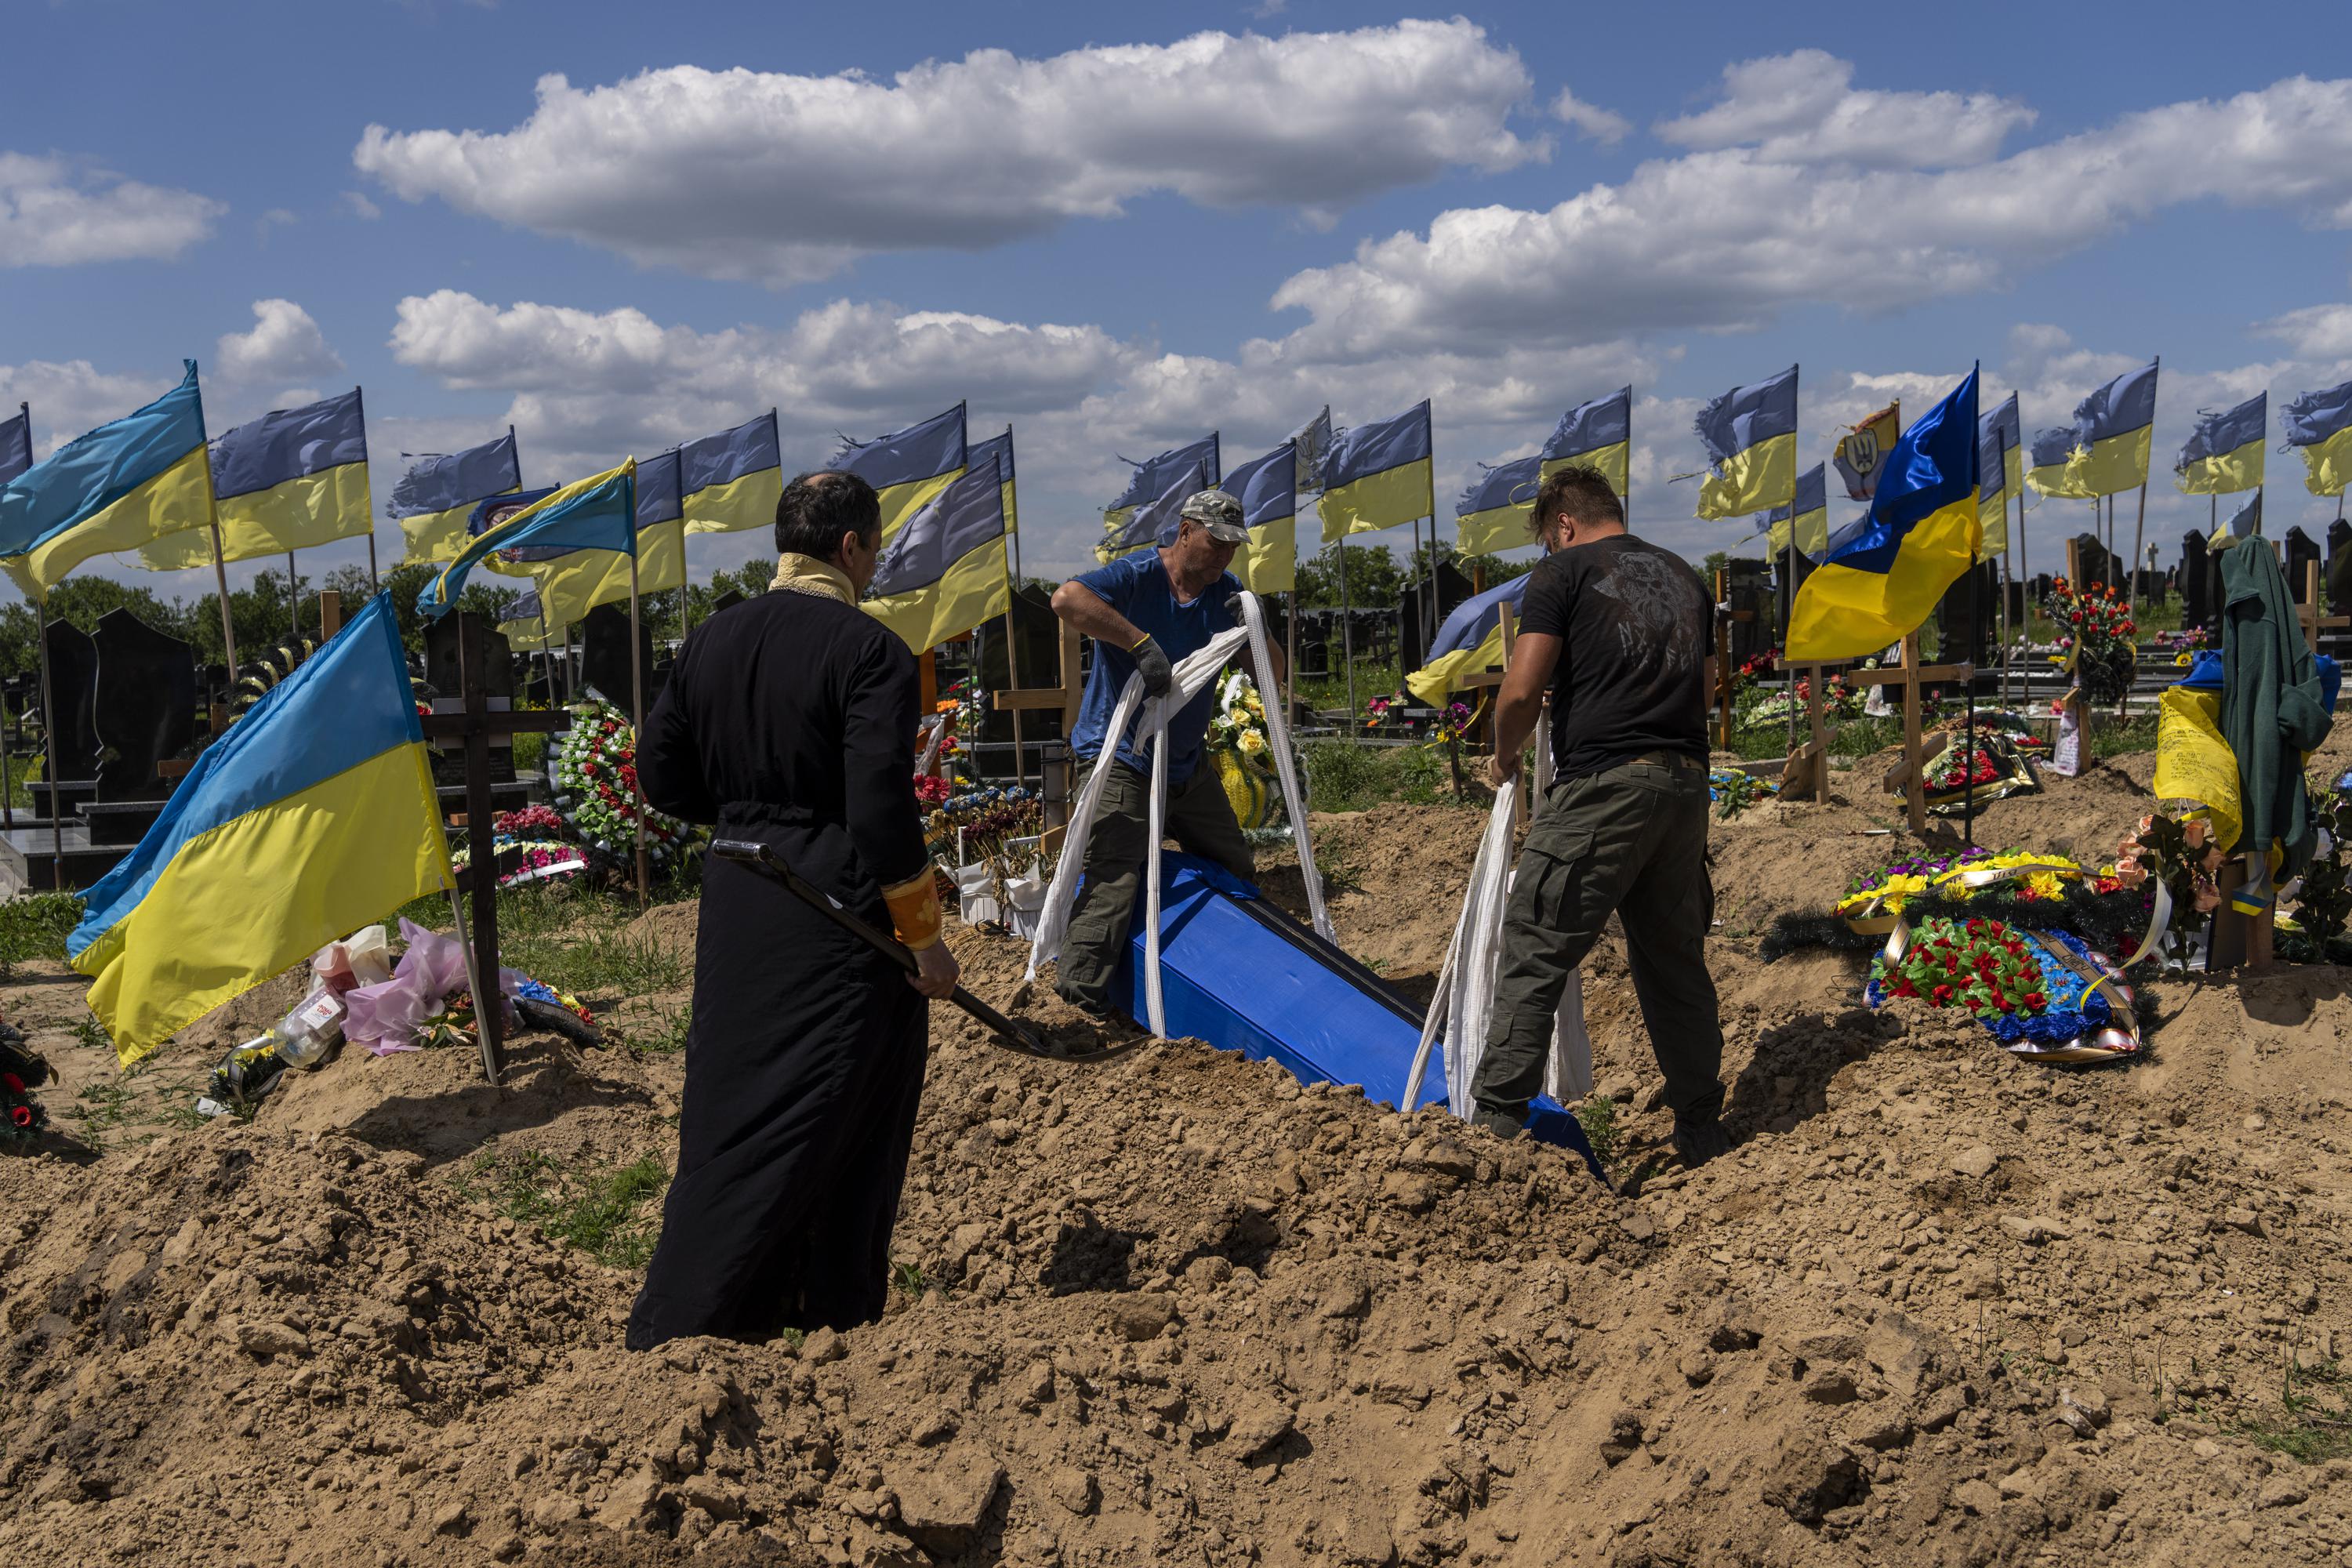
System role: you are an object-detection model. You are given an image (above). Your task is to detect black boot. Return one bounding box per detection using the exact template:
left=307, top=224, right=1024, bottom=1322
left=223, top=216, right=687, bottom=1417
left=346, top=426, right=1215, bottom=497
left=1671, top=1116, right=1733, bottom=1168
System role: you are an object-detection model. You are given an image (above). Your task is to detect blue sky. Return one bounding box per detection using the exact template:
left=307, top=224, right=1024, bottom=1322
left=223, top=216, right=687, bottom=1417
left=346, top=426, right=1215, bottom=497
left=8, top=0, right=2352, bottom=606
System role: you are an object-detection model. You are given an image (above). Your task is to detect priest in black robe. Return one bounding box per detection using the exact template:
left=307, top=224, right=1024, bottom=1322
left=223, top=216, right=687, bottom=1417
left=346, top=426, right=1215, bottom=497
left=626, top=470, right=957, bottom=1350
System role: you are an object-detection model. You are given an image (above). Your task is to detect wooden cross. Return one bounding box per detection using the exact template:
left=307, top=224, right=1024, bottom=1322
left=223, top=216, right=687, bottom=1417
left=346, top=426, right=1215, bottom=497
left=993, top=618, right=1084, bottom=827
left=1849, top=633, right=1972, bottom=832
left=1784, top=663, right=1832, bottom=804
left=2301, top=558, right=2349, bottom=656
left=1711, top=568, right=1756, bottom=752
left=416, top=612, right=569, bottom=1083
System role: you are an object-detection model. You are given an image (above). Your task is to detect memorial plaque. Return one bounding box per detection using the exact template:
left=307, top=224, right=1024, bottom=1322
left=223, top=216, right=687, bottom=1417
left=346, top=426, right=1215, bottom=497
left=90, top=608, right=197, bottom=801
left=42, top=619, right=99, bottom=784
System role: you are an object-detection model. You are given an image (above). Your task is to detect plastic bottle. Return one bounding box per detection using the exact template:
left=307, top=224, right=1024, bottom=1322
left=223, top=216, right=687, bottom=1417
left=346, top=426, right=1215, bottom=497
left=273, top=985, right=349, bottom=1069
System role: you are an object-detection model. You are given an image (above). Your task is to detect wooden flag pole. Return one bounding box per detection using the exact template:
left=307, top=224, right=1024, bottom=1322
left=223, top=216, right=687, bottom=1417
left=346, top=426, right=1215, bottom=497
left=2127, top=480, right=2147, bottom=620
left=627, top=551, right=649, bottom=908
left=1002, top=605, right=1027, bottom=789
left=1337, top=540, right=1357, bottom=739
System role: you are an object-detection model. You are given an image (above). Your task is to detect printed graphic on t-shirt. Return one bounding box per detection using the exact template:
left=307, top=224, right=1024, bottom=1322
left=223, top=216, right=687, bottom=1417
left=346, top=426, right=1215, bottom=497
left=1591, top=549, right=1701, bottom=672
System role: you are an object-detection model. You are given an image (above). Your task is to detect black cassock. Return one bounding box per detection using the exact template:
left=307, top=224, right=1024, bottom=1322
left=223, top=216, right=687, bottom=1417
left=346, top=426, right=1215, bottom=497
left=626, top=587, right=930, bottom=1349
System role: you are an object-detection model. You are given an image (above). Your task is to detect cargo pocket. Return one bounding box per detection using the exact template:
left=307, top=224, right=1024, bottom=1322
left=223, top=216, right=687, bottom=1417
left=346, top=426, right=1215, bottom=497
left=1512, top=827, right=1599, bottom=938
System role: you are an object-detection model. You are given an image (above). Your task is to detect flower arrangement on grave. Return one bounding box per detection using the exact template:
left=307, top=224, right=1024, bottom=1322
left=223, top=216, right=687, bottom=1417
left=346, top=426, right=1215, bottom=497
left=0, top=1025, right=50, bottom=1148
left=1708, top=768, right=1777, bottom=819
left=1929, top=746, right=2001, bottom=793
left=1210, top=671, right=1287, bottom=828
left=2112, top=811, right=2223, bottom=922
left=1740, top=668, right=1864, bottom=729
left=2044, top=575, right=2136, bottom=705
left=550, top=699, right=692, bottom=873
left=923, top=783, right=1044, bottom=867
left=2286, top=789, right=2352, bottom=957
left=1363, top=692, right=1404, bottom=731
left=1864, top=914, right=2139, bottom=1059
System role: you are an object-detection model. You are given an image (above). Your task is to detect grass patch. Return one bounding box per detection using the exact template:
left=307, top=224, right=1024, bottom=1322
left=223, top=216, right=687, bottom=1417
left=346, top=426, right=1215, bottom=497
left=458, top=1149, right=670, bottom=1269
left=0, top=892, right=85, bottom=977
left=1577, top=1096, right=1624, bottom=1175
left=504, top=926, right=687, bottom=999
left=614, top=1001, right=692, bottom=1054
left=891, top=1259, right=929, bottom=1297
left=68, top=1078, right=136, bottom=1151
left=2237, top=1359, right=2352, bottom=1464
left=1302, top=739, right=1469, bottom=814
left=1297, top=658, right=1405, bottom=720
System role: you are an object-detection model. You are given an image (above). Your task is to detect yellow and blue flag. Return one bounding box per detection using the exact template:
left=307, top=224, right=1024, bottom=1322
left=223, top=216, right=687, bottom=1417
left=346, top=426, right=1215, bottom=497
left=1406, top=573, right=1530, bottom=706
left=1977, top=393, right=2022, bottom=556
left=1320, top=401, right=1434, bottom=544
left=828, top=402, right=966, bottom=545
left=1788, top=368, right=1981, bottom=662
left=136, top=387, right=372, bottom=570
left=2027, top=423, right=2096, bottom=499
left=1834, top=400, right=1901, bottom=503
left=390, top=430, right=522, bottom=566
left=1224, top=439, right=1298, bottom=593
left=2220, top=490, right=2262, bottom=539
left=518, top=449, right=687, bottom=634
left=2285, top=380, right=2352, bottom=498
left=0, top=361, right=212, bottom=600
left=681, top=410, right=782, bottom=535
left=1455, top=455, right=1541, bottom=557
left=0, top=405, right=31, bottom=485
left=1543, top=388, right=1631, bottom=496
left=2065, top=360, right=2159, bottom=496
left=969, top=429, right=1017, bottom=541
left=1757, top=464, right=1829, bottom=559
left=419, top=459, right=637, bottom=620
left=2175, top=392, right=2264, bottom=495
left=1694, top=367, right=1797, bottom=521
left=1102, top=433, right=1219, bottom=554
left=864, top=454, right=1011, bottom=653
left=67, top=593, right=452, bottom=1065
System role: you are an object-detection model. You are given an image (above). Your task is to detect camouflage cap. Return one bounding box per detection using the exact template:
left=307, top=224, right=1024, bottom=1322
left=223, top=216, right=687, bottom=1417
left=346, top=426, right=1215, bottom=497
left=1176, top=488, right=1249, bottom=543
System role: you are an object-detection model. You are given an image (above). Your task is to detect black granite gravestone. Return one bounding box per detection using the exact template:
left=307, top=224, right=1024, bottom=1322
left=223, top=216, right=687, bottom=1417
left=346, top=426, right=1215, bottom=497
left=90, top=609, right=195, bottom=803
left=425, top=612, right=517, bottom=790
left=711, top=589, right=746, bottom=615
left=2288, top=527, right=2323, bottom=604
left=2070, top=532, right=2112, bottom=590
left=579, top=601, right=654, bottom=713
left=1399, top=561, right=1473, bottom=672
left=2328, top=521, right=2352, bottom=619
left=975, top=584, right=1070, bottom=746
left=40, top=619, right=99, bottom=805
left=2181, top=532, right=2212, bottom=628
left=1934, top=560, right=1998, bottom=666
left=1725, top=560, right=1773, bottom=666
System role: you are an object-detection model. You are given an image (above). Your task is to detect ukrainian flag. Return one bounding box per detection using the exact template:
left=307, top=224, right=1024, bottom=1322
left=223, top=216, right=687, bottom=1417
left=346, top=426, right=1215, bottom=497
left=136, top=388, right=372, bottom=571
left=522, top=449, right=686, bottom=633
left=1788, top=368, right=1981, bottom=662
left=1759, top=464, right=1829, bottom=559
left=390, top=430, right=523, bottom=565
left=419, top=459, right=637, bottom=621
left=1543, top=387, right=1631, bottom=496
left=1102, top=458, right=1210, bottom=562
left=1834, top=400, right=1901, bottom=502
left=2173, top=391, right=2264, bottom=497
left=1978, top=393, right=2022, bottom=556
left=970, top=429, right=1017, bottom=541
left=1224, top=439, right=1298, bottom=593
left=67, top=593, right=452, bottom=1065
left=2067, top=360, right=2158, bottom=497
left=1320, top=401, right=1434, bottom=544
left=1694, top=367, right=1797, bottom=521
left=864, top=456, right=1010, bottom=653
left=1455, top=455, right=1541, bottom=557
left=2027, top=423, right=2096, bottom=499
left=497, top=586, right=552, bottom=646
left=2285, top=379, right=2352, bottom=498
left=0, top=405, right=31, bottom=485
left=681, top=410, right=783, bottom=535
left=1406, top=574, right=1530, bottom=707
left=1102, top=433, right=1220, bottom=555
left=0, top=361, right=212, bottom=601
left=829, top=402, right=966, bottom=546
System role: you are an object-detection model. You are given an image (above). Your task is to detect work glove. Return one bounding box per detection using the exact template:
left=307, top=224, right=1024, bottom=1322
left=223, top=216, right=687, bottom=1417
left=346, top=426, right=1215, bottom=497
left=1224, top=593, right=1247, bottom=627
left=1131, top=633, right=1174, bottom=699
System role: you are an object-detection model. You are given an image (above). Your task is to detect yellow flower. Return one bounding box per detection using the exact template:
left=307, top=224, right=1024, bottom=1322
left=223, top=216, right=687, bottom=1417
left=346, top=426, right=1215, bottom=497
left=1237, top=729, right=1268, bottom=756
left=1229, top=706, right=1250, bottom=726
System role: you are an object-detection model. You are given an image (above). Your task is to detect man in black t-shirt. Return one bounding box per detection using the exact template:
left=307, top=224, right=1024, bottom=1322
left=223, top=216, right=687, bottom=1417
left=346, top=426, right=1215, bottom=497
left=1472, top=466, right=1732, bottom=1167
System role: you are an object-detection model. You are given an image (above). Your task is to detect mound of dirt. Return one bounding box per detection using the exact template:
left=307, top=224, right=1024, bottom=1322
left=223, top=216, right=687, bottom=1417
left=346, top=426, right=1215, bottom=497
left=8, top=761, right=2352, bottom=1566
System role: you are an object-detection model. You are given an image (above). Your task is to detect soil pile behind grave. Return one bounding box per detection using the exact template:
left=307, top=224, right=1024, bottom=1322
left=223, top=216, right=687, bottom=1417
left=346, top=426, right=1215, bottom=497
left=5, top=759, right=2352, bottom=1567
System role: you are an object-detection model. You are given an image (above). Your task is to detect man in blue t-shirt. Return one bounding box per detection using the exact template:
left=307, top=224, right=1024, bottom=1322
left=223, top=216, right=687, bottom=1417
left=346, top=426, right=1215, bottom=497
left=1047, top=489, right=1284, bottom=1018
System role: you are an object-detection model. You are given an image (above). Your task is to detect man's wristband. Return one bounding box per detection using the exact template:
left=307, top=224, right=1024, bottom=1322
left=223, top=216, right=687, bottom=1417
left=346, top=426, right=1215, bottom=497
left=881, top=869, right=945, bottom=952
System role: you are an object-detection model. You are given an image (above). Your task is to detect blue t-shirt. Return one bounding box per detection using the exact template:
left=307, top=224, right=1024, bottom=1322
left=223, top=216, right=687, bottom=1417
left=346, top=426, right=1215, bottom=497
left=1069, top=550, right=1243, bottom=784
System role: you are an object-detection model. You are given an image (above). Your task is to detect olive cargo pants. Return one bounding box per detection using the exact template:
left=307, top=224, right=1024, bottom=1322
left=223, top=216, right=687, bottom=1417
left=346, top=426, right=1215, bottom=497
left=1054, top=760, right=1255, bottom=1012
left=1472, top=757, right=1726, bottom=1134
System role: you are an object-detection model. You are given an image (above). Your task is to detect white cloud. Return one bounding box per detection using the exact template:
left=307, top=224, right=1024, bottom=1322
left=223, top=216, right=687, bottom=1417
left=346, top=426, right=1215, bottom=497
left=353, top=20, right=1548, bottom=284
left=339, top=190, right=382, bottom=220
left=2255, top=302, right=2352, bottom=361
left=0, top=151, right=223, bottom=266
left=1657, top=50, right=2034, bottom=169
left=215, top=299, right=345, bottom=386
left=0, top=358, right=174, bottom=458
left=1551, top=88, right=1631, bottom=146
left=1268, top=67, right=2352, bottom=361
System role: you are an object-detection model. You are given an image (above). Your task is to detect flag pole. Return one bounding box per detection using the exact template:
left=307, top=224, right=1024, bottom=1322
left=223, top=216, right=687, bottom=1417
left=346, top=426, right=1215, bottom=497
left=1787, top=366, right=1801, bottom=754
left=1337, top=539, right=1357, bottom=739
left=627, top=550, right=649, bottom=908
left=203, top=452, right=241, bottom=678
left=3, top=400, right=26, bottom=833
left=2128, top=479, right=2147, bottom=623
left=286, top=550, right=300, bottom=639
left=34, top=597, right=62, bottom=875
left=1963, top=546, right=1979, bottom=850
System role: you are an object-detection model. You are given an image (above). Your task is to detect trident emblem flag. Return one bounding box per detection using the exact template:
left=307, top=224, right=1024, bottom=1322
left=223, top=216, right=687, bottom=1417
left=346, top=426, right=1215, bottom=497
left=1834, top=401, right=1900, bottom=501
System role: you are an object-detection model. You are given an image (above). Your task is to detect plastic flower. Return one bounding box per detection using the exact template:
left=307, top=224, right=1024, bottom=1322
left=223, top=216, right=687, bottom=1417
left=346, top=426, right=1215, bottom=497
left=1237, top=729, right=1268, bottom=756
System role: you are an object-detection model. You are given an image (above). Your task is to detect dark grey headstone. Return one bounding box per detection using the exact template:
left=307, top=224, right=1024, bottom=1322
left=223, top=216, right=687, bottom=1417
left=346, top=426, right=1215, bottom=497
left=423, top=612, right=517, bottom=787
left=1934, top=559, right=1998, bottom=667
left=579, top=602, right=653, bottom=712
left=2287, top=526, right=2322, bottom=604
left=2070, top=532, right=2112, bottom=591
left=90, top=608, right=197, bottom=801
left=2180, top=532, right=2211, bottom=628
left=42, top=619, right=98, bottom=784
